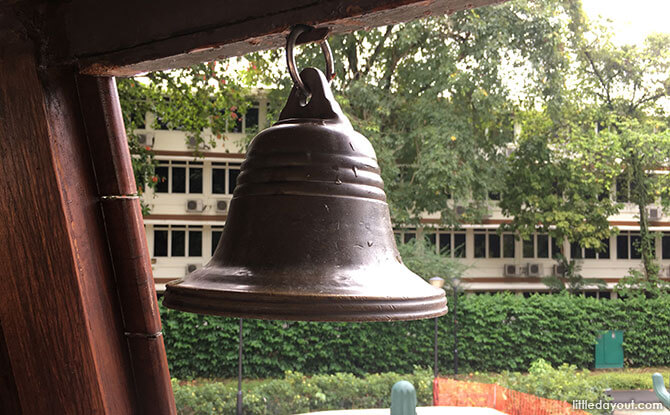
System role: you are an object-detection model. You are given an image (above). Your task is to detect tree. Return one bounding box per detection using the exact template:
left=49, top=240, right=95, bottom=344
left=604, top=121, right=670, bottom=280
left=253, top=0, right=580, bottom=227
left=569, top=30, right=670, bottom=280
left=498, top=110, right=620, bottom=250
left=396, top=237, right=466, bottom=285
left=499, top=12, right=670, bottom=277
left=573, top=31, right=670, bottom=279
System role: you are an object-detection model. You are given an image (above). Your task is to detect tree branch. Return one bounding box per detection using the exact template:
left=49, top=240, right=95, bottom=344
left=361, top=25, right=393, bottom=77
left=583, top=49, right=612, bottom=108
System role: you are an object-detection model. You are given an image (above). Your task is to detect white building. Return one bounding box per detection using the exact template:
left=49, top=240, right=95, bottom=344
left=138, top=102, right=670, bottom=296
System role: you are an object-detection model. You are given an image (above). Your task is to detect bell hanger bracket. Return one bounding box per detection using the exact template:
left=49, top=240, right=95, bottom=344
left=286, top=25, right=335, bottom=105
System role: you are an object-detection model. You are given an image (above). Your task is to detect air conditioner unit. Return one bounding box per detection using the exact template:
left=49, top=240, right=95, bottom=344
left=553, top=264, right=566, bottom=276
left=186, top=136, right=198, bottom=149
left=186, top=199, right=204, bottom=212
left=648, top=208, right=662, bottom=221
left=137, top=132, right=154, bottom=147
left=186, top=264, right=201, bottom=274
left=504, top=264, right=522, bottom=277
left=215, top=199, right=229, bottom=213
left=527, top=263, right=543, bottom=277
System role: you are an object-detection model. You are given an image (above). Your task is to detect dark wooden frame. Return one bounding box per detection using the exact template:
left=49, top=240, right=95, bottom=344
left=0, top=0, right=503, bottom=412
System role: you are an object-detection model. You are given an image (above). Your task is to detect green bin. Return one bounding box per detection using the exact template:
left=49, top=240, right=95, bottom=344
left=595, top=330, right=623, bottom=369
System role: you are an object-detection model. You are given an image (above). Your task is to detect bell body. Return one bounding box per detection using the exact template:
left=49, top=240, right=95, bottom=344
left=163, top=68, right=447, bottom=321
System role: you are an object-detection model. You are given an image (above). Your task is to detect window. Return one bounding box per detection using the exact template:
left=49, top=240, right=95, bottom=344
left=155, top=165, right=169, bottom=193
left=474, top=232, right=486, bottom=258
left=228, top=109, right=243, bottom=132
left=663, top=233, right=670, bottom=260
left=570, top=238, right=610, bottom=260
left=212, top=228, right=223, bottom=256
left=153, top=226, right=203, bottom=257
left=155, top=160, right=203, bottom=194
left=244, top=107, right=259, bottom=131
left=503, top=234, right=515, bottom=258
left=154, top=229, right=168, bottom=257
left=425, top=232, right=437, bottom=248
left=521, top=233, right=552, bottom=259
left=403, top=231, right=416, bottom=243
left=393, top=228, right=417, bottom=244
left=212, top=162, right=242, bottom=195
left=551, top=237, right=563, bottom=259
left=220, top=104, right=260, bottom=133
left=437, top=231, right=466, bottom=258
left=489, top=233, right=501, bottom=258
left=474, top=230, right=514, bottom=259
left=570, top=241, right=582, bottom=259
left=523, top=238, right=534, bottom=258
left=617, top=232, right=645, bottom=260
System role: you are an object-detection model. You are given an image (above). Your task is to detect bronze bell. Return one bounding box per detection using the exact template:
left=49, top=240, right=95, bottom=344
left=163, top=67, right=447, bottom=321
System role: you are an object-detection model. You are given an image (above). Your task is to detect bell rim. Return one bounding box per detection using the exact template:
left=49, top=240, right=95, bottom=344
left=162, top=281, right=448, bottom=322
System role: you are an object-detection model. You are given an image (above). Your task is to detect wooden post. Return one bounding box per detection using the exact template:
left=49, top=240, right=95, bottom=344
left=77, top=75, right=177, bottom=415
left=0, top=38, right=173, bottom=414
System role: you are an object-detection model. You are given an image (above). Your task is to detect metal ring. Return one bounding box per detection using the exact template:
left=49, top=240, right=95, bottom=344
left=286, top=25, right=335, bottom=102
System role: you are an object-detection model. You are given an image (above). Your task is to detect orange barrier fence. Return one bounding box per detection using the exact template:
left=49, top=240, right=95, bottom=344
left=433, top=378, right=590, bottom=415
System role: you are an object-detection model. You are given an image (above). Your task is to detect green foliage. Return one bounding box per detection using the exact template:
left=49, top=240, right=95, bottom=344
left=499, top=111, right=619, bottom=247
left=249, top=0, right=581, bottom=227
left=396, top=238, right=466, bottom=286
left=459, top=366, right=670, bottom=392
left=589, top=368, right=670, bottom=391
left=615, top=269, right=670, bottom=299
left=597, top=121, right=670, bottom=279
left=498, top=10, right=670, bottom=256
left=543, top=254, right=606, bottom=294
left=499, top=359, right=609, bottom=410
left=160, top=294, right=670, bottom=379
left=171, top=368, right=433, bottom=415
left=117, top=61, right=264, bottom=211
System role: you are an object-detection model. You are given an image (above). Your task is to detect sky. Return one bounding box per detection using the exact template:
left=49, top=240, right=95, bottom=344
left=581, top=0, right=670, bottom=46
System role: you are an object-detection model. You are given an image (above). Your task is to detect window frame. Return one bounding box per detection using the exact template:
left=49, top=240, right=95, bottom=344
left=154, top=160, right=203, bottom=194
left=569, top=238, right=610, bottom=260
left=436, top=231, right=466, bottom=258
left=152, top=225, right=204, bottom=258
left=473, top=229, right=516, bottom=259
left=616, top=231, right=646, bottom=260
left=212, top=161, right=242, bottom=195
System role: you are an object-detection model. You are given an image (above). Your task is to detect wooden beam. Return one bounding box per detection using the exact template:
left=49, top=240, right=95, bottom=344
left=55, top=0, right=504, bottom=76
left=0, top=39, right=137, bottom=413
left=77, top=75, right=177, bottom=415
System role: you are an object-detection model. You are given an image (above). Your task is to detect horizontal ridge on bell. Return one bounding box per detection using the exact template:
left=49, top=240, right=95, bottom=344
left=163, top=67, right=448, bottom=322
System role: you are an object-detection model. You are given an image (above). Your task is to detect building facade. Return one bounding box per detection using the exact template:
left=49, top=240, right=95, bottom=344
left=139, top=103, right=670, bottom=296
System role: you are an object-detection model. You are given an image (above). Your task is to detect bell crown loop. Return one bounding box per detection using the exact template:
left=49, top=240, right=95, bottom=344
left=286, top=24, right=335, bottom=104
left=278, top=67, right=351, bottom=127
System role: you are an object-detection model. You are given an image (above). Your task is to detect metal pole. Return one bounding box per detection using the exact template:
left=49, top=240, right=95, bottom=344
left=237, top=318, right=243, bottom=415
left=453, top=290, right=458, bottom=375
left=433, top=316, right=439, bottom=378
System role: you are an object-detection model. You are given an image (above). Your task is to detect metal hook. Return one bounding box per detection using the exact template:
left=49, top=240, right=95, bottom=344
left=286, top=25, right=335, bottom=104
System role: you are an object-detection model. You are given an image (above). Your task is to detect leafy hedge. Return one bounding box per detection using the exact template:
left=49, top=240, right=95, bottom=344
left=160, top=293, right=670, bottom=379
left=172, top=369, right=433, bottom=415
left=171, top=362, right=616, bottom=415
